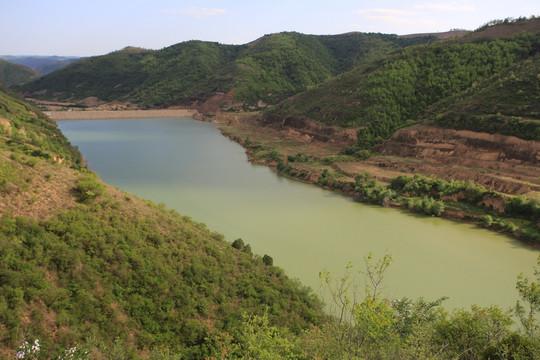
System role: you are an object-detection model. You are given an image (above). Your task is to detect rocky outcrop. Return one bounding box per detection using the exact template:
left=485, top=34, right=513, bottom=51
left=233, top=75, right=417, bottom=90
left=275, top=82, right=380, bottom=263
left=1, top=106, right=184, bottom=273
left=374, top=127, right=540, bottom=166
left=262, top=114, right=358, bottom=145
left=372, top=127, right=540, bottom=195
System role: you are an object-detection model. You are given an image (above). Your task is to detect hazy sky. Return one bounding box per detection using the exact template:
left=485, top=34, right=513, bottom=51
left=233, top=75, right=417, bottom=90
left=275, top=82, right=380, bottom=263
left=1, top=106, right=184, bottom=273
left=2, top=0, right=539, bottom=56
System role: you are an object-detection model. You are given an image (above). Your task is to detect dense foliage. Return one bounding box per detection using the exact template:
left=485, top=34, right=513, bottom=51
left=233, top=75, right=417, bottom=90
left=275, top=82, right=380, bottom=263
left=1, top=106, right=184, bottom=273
left=18, top=48, right=152, bottom=102
left=273, top=19, right=539, bottom=146
left=17, top=32, right=434, bottom=107
left=0, top=201, right=322, bottom=358
left=428, top=55, right=540, bottom=140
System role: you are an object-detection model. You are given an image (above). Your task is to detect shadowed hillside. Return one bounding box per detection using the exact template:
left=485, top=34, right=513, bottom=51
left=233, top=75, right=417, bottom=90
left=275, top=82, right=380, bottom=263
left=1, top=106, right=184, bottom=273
left=0, top=59, right=39, bottom=86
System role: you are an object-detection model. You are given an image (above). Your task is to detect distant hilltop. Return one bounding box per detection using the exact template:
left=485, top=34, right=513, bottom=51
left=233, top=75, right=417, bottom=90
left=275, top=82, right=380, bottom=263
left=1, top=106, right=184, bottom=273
left=0, top=55, right=80, bottom=75
left=400, top=30, right=468, bottom=39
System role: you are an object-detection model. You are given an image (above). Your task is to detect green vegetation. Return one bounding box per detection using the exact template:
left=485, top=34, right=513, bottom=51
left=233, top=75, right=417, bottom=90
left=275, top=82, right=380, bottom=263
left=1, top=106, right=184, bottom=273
left=0, top=86, right=82, bottom=163
left=0, top=59, right=39, bottom=86
left=274, top=29, right=539, bottom=147
left=18, top=48, right=152, bottom=102
left=17, top=32, right=434, bottom=108
left=0, top=85, right=324, bottom=358
left=0, top=200, right=322, bottom=358
left=75, top=171, right=105, bottom=202
left=3, top=19, right=540, bottom=359
left=271, top=143, right=540, bottom=242
left=428, top=55, right=540, bottom=140
left=9, top=252, right=540, bottom=359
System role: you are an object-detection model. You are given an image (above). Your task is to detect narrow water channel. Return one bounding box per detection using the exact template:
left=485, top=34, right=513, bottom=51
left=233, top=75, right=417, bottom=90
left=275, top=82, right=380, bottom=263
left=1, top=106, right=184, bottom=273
left=57, top=117, right=539, bottom=311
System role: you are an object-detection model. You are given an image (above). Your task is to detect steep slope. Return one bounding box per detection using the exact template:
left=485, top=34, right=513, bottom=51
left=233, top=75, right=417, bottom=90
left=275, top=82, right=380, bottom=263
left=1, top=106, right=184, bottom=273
left=17, top=32, right=434, bottom=108
left=426, top=55, right=540, bottom=140
left=0, top=59, right=39, bottom=86
left=0, top=87, right=323, bottom=358
left=271, top=18, right=539, bottom=147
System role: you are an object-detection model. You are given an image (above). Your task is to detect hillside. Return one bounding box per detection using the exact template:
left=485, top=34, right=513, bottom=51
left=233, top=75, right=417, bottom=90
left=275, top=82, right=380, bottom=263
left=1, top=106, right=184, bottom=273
left=0, top=55, right=81, bottom=75
left=426, top=55, right=540, bottom=140
left=17, top=32, right=435, bottom=108
left=0, top=86, right=323, bottom=358
left=271, top=18, right=539, bottom=148
left=0, top=59, right=39, bottom=86
left=2, top=53, right=540, bottom=358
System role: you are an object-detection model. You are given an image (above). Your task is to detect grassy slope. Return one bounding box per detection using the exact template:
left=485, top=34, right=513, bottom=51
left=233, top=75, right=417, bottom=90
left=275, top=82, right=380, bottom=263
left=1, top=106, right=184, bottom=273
left=0, top=87, right=323, bottom=358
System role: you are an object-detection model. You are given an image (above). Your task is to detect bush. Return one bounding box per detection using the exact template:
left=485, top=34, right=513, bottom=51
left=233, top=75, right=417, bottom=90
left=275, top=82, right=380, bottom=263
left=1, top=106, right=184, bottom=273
left=75, top=172, right=105, bottom=202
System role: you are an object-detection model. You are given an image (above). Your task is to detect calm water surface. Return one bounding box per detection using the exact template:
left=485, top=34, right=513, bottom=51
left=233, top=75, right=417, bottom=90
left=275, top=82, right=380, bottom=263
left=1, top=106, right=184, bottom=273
left=57, top=117, right=539, bottom=310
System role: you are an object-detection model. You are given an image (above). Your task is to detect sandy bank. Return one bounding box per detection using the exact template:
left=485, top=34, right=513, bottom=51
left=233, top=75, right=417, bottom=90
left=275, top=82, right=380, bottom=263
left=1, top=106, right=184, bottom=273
left=48, top=109, right=197, bottom=120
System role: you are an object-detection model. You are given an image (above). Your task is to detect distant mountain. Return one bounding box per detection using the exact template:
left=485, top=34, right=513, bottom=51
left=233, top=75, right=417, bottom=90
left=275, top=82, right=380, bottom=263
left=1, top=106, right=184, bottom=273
left=0, top=55, right=80, bottom=75
left=17, top=32, right=435, bottom=107
left=0, top=58, right=39, bottom=85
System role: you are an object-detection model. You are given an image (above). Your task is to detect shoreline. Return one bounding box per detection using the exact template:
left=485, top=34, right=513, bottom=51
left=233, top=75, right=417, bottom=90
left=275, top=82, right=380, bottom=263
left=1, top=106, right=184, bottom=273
left=206, top=113, right=540, bottom=248
left=47, top=108, right=539, bottom=247
left=47, top=109, right=197, bottom=120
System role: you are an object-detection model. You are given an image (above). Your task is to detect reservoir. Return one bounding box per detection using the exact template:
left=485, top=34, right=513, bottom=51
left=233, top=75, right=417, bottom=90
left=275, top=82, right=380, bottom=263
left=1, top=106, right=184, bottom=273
left=57, top=117, right=539, bottom=311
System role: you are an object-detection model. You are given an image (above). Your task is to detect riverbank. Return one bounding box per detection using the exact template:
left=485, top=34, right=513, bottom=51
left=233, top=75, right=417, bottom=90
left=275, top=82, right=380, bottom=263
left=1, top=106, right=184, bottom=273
left=202, top=111, right=540, bottom=246
left=46, top=107, right=540, bottom=245
left=48, top=109, right=196, bottom=120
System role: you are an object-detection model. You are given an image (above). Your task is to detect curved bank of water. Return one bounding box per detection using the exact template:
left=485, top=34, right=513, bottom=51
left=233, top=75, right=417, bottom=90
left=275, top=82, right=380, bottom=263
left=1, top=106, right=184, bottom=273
left=57, top=117, right=539, bottom=310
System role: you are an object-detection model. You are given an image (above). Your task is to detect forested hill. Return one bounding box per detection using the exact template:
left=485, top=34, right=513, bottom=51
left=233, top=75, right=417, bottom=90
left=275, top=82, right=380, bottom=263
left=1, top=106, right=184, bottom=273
left=0, top=86, right=324, bottom=358
left=271, top=18, right=540, bottom=147
left=0, top=59, right=39, bottom=86
left=16, top=32, right=435, bottom=107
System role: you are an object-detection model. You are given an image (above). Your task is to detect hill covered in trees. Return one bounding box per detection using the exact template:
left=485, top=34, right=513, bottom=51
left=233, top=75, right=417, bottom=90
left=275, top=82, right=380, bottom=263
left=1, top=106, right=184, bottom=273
left=0, top=59, right=39, bottom=86
left=17, top=32, right=435, bottom=108
left=272, top=18, right=539, bottom=147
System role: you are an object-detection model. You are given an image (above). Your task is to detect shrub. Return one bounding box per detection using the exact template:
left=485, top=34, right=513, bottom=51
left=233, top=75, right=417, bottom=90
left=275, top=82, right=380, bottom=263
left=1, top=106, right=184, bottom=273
left=75, top=172, right=105, bottom=202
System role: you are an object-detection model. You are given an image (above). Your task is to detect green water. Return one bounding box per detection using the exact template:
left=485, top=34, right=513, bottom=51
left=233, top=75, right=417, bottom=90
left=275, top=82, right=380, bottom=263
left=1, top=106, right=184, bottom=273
left=57, top=117, right=539, bottom=310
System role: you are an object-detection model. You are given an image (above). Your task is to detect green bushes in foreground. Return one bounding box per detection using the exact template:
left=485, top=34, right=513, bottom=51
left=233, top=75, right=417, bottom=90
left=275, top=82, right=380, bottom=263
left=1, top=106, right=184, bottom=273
left=15, top=253, right=539, bottom=359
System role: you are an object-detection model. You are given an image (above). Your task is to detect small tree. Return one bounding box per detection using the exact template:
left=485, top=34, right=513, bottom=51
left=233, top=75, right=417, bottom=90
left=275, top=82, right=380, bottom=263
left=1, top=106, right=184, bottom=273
left=262, top=254, right=273, bottom=266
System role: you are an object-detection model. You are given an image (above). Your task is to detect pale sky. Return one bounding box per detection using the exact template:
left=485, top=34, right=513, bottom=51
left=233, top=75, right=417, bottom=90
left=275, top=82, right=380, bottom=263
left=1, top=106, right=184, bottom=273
left=2, top=0, right=539, bottom=56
